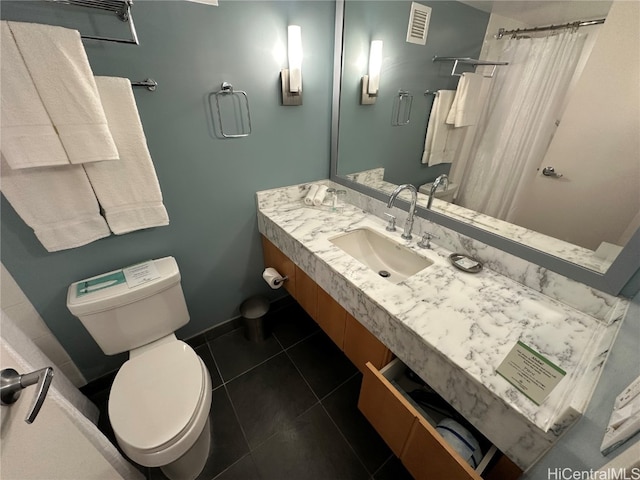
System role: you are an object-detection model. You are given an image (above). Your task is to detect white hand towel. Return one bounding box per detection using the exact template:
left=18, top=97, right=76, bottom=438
left=83, top=77, right=169, bottom=235
left=0, top=154, right=111, bottom=251
left=313, top=185, right=328, bottom=206
left=7, top=21, right=119, bottom=164
left=304, top=184, right=319, bottom=205
left=0, top=23, right=70, bottom=169
left=422, top=90, right=458, bottom=165
left=446, top=73, right=489, bottom=127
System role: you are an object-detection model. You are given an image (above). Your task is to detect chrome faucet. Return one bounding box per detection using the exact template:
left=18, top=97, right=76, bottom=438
left=427, top=174, right=449, bottom=209
left=387, top=184, right=418, bottom=240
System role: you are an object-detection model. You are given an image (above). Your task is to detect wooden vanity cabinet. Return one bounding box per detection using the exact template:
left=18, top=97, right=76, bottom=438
left=261, top=236, right=391, bottom=372
left=293, top=265, right=317, bottom=318
left=261, top=236, right=296, bottom=297
left=344, top=313, right=393, bottom=372
left=260, top=236, right=521, bottom=480
left=316, top=287, right=347, bottom=348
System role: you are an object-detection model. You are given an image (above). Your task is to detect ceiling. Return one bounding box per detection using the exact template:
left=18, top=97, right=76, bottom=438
left=459, top=1, right=612, bottom=26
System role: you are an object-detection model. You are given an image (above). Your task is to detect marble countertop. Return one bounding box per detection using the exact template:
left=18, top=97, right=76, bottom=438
left=256, top=182, right=624, bottom=469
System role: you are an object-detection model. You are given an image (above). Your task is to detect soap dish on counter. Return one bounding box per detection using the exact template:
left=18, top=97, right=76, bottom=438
left=449, top=254, right=483, bottom=273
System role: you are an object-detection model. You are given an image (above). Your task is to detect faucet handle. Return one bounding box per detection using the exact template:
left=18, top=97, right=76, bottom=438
left=384, top=213, right=396, bottom=232
left=418, top=232, right=438, bottom=249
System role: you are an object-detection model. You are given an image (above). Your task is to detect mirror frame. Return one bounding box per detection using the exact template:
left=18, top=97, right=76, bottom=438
left=329, top=0, right=640, bottom=296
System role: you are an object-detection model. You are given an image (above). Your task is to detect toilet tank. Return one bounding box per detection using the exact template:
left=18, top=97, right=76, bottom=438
left=67, top=257, right=190, bottom=355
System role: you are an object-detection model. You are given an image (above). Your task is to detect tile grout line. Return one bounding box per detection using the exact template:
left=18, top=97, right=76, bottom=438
left=281, top=340, right=375, bottom=477
left=209, top=328, right=321, bottom=457
left=316, top=371, right=381, bottom=477
left=209, top=325, right=320, bottom=386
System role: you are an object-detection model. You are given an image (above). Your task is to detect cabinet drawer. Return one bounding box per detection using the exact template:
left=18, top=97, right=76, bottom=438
left=359, top=359, right=511, bottom=480
left=358, top=360, right=418, bottom=457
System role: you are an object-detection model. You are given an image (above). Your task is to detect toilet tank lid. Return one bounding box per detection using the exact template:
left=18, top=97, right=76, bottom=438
left=67, top=257, right=181, bottom=317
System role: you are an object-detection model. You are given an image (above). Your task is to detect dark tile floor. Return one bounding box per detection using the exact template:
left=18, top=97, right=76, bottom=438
left=85, top=301, right=413, bottom=480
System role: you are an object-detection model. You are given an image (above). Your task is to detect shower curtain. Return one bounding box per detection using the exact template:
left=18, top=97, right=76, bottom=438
left=456, top=31, right=587, bottom=222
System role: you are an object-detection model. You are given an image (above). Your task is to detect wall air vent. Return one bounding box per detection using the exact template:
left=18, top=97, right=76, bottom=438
left=406, top=2, right=432, bottom=45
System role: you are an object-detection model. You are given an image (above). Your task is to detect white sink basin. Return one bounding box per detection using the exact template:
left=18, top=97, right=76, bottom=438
left=329, top=228, right=433, bottom=284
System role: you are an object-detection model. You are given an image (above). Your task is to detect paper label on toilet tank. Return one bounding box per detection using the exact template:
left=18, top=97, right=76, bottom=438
left=123, top=261, right=161, bottom=288
left=76, top=271, right=126, bottom=296
left=496, top=341, right=566, bottom=405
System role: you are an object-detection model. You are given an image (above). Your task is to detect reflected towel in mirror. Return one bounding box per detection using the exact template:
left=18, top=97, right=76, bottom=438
left=446, top=72, right=491, bottom=127
left=422, top=90, right=461, bottom=166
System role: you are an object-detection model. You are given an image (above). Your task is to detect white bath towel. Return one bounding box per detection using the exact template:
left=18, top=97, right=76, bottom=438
left=83, top=77, right=169, bottom=235
left=0, top=154, right=111, bottom=251
left=7, top=21, right=119, bottom=165
left=313, top=185, right=328, bottom=206
left=422, top=90, right=460, bottom=165
left=446, top=72, right=489, bottom=127
left=0, top=22, right=70, bottom=169
left=304, top=184, right=319, bottom=205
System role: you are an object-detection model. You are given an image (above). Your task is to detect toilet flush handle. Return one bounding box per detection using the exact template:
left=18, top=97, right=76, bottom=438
left=1, top=367, right=54, bottom=424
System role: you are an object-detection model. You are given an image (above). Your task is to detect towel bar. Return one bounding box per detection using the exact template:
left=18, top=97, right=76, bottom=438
left=432, top=56, right=508, bottom=78
left=46, top=0, right=139, bottom=44
left=209, top=82, right=252, bottom=138
left=131, top=78, right=157, bottom=92
left=392, top=90, right=413, bottom=126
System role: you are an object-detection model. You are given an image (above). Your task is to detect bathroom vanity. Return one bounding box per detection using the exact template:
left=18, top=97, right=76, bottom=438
left=257, top=181, right=628, bottom=478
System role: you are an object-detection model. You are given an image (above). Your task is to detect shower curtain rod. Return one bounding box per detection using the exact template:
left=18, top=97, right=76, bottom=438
left=496, top=18, right=605, bottom=39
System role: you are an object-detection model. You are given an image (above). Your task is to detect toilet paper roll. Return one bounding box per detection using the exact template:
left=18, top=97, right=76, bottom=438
left=304, top=185, right=319, bottom=205
left=262, top=267, right=285, bottom=289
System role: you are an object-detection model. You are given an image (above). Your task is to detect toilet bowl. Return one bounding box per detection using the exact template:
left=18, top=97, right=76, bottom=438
left=109, top=337, right=212, bottom=478
left=67, top=257, right=212, bottom=480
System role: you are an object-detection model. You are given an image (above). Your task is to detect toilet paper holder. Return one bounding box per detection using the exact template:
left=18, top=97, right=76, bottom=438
left=273, top=275, right=288, bottom=286
left=263, top=267, right=289, bottom=289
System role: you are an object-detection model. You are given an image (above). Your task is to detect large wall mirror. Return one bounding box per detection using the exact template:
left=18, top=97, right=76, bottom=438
left=330, top=0, right=640, bottom=295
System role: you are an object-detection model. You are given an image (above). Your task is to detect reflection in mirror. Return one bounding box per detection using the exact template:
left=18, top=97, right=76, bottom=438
left=335, top=0, right=639, bottom=277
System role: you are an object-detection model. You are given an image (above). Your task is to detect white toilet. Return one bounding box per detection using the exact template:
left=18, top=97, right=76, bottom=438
left=67, top=256, right=212, bottom=480
left=418, top=181, right=459, bottom=203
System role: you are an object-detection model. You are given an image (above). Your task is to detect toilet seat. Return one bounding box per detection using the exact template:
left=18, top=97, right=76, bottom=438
left=109, top=340, right=212, bottom=466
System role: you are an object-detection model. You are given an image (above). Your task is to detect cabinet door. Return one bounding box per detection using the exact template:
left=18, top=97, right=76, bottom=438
left=401, top=417, right=480, bottom=480
left=344, top=313, right=392, bottom=372
left=295, top=265, right=317, bottom=319
left=316, top=288, right=347, bottom=349
left=358, top=362, right=416, bottom=457
left=261, top=236, right=296, bottom=297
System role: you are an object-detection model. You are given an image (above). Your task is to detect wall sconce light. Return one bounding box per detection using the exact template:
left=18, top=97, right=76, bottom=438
left=281, top=25, right=303, bottom=106
left=361, top=40, right=383, bottom=105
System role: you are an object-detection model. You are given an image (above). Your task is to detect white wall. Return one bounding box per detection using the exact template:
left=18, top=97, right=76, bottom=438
left=513, top=0, right=640, bottom=250
left=1, top=264, right=86, bottom=386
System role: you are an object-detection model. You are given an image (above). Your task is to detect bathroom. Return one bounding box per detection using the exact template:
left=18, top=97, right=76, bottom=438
left=1, top=0, right=638, bottom=479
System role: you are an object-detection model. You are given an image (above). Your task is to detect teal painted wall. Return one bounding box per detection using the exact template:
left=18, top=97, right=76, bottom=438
left=1, top=0, right=335, bottom=381
left=336, top=0, right=489, bottom=186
